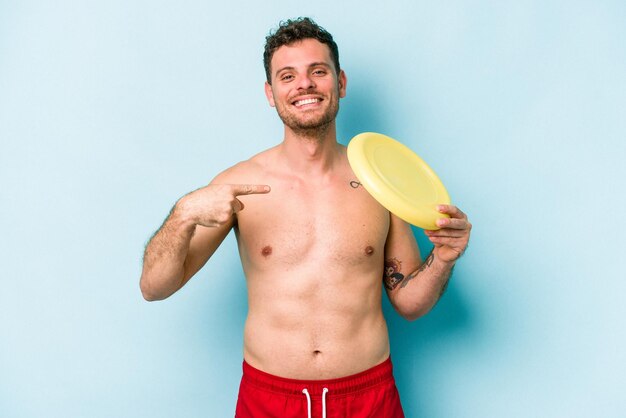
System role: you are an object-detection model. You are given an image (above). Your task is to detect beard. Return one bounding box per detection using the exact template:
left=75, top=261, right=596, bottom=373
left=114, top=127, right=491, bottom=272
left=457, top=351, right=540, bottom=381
left=275, top=93, right=340, bottom=138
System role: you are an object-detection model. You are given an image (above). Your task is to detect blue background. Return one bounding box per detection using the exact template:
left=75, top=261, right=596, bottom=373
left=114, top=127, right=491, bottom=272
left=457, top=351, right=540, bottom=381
left=1, top=1, right=624, bottom=417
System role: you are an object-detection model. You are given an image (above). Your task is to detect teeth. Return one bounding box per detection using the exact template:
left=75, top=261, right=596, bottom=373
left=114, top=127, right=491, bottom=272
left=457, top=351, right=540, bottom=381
left=295, top=98, right=319, bottom=106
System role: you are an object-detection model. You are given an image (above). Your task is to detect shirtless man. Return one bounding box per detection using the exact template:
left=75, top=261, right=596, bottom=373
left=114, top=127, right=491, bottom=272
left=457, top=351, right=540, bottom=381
left=140, top=17, right=471, bottom=418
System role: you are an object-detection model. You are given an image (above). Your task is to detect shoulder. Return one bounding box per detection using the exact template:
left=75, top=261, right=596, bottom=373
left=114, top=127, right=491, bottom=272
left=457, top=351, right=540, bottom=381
left=211, top=146, right=279, bottom=184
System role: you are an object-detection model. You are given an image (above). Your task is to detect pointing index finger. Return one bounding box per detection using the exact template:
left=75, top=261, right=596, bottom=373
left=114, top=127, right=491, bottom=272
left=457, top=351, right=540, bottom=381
left=231, top=184, right=271, bottom=196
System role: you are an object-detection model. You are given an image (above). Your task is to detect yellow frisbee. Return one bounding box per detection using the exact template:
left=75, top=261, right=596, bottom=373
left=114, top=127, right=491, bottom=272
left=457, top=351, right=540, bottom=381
left=347, top=132, right=450, bottom=230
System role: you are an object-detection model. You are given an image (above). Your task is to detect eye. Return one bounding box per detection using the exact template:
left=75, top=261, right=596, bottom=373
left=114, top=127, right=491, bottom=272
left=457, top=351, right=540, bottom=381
left=280, top=74, right=294, bottom=82
left=312, top=69, right=327, bottom=76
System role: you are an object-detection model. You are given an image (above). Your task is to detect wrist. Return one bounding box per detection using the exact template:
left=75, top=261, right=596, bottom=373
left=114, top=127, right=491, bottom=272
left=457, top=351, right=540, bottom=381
left=431, top=248, right=457, bottom=270
left=172, top=196, right=200, bottom=230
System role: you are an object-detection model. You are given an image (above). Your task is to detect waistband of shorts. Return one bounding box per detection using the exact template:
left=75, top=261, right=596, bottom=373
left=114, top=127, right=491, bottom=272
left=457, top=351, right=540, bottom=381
left=241, top=357, right=395, bottom=397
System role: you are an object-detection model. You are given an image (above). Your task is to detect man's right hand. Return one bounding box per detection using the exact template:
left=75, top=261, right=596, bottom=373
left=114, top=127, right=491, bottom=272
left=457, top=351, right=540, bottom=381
left=176, top=184, right=271, bottom=227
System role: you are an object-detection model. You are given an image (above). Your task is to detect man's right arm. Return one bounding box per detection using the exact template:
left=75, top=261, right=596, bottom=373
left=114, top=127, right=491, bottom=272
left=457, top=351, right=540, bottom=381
left=139, top=183, right=270, bottom=301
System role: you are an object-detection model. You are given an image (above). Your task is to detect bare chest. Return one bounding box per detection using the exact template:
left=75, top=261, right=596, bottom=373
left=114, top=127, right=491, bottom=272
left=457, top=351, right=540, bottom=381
left=236, top=180, right=389, bottom=269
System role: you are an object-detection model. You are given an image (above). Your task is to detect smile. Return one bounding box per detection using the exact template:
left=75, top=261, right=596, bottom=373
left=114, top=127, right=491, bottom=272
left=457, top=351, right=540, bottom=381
left=293, top=97, right=321, bottom=107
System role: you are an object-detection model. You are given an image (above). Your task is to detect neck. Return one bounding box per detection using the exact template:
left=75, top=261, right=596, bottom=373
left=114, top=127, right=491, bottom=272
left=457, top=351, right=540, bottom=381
left=279, top=121, right=341, bottom=175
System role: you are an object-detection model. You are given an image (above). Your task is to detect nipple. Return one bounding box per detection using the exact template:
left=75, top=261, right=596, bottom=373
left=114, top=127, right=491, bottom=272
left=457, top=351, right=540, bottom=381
left=365, top=246, right=375, bottom=256
left=261, top=245, right=273, bottom=257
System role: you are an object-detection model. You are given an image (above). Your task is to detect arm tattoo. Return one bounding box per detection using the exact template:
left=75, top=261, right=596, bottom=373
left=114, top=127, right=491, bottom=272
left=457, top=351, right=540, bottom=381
left=383, top=258, right=404, bottom=290
left=399, top=251, right=434, bottom=289
left=384, top=250, right=454, bottom=304
left=383, top=250, right=437, bottom=291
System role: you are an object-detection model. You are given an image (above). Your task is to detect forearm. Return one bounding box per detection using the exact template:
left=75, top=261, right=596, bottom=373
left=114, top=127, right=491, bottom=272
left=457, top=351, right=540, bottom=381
left=140, top=205, right=197, bottom=301
left=139, top=181, right=261, bottom=301
left=388, top=250, right=455, bottom=321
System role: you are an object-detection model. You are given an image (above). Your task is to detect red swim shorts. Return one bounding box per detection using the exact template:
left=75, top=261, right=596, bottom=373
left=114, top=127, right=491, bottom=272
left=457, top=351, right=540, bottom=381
left=235, top=357, right=405, bottom=418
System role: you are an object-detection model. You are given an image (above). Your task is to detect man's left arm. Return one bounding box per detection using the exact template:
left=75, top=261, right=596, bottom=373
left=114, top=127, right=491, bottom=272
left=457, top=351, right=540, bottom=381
left=384, top=205, right=471, bottom=321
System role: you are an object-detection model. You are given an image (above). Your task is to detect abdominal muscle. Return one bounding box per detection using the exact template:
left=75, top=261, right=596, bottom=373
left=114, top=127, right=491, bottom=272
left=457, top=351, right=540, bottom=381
left=241, top=266, right=391, bottom=380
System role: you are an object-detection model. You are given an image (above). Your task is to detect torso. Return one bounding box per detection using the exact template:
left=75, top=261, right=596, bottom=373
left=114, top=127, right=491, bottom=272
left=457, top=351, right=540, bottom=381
left=228, top=144, right=391, bottom=379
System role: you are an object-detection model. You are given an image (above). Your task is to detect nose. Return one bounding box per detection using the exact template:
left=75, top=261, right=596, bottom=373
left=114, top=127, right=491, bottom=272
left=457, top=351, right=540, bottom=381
left=296, top=73, right=316, bottom=90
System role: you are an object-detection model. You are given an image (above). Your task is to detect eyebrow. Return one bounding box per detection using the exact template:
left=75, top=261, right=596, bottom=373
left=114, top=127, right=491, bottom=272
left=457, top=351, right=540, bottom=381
left=274, top=62, right=333, bottom=78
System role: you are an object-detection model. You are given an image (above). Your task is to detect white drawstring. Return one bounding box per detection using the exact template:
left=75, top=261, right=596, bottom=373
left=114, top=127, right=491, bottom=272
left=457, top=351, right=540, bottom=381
left=302, top=387, right=329, bottom=418
left=302, top=388, right=312, bottom=418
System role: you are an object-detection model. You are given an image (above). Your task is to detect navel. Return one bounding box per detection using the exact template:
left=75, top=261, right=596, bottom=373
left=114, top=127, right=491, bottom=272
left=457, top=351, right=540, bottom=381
left=261, top=245, right=273, bottom=257
left=365, top=245, right=375, bottom=256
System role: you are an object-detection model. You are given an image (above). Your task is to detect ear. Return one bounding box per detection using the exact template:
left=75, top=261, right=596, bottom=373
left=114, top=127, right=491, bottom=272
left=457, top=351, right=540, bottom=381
left=264, top=82, right=276, bottom=107
left=338, top=70, right=347, bottom=98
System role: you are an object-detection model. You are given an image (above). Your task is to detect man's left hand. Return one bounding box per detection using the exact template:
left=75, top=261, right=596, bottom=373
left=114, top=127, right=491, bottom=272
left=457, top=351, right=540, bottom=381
left=424, top=205, right=472, bottom=263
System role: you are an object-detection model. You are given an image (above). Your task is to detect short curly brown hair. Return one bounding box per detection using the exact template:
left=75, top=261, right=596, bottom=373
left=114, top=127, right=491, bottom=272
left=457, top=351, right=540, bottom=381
left=263, top=17, right=340, bottom=84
